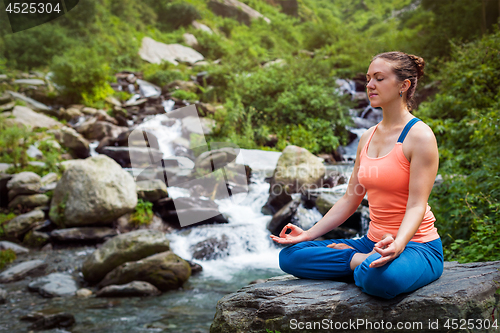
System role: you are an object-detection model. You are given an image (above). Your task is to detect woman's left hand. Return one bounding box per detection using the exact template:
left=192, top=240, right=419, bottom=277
left=369, top=235, right=405, bottom=268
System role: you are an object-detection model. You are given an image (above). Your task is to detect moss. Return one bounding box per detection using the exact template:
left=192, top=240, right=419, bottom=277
left=0, top=249, right=16, bottom=270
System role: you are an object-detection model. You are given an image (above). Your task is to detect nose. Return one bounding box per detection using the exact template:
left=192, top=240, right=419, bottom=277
left=366, top=78, right=375, bottom=90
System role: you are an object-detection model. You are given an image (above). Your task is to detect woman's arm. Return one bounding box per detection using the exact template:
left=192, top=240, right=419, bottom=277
left=370, top=122, right=439, bottom=268
left=270, top=128, right=372, bottom=245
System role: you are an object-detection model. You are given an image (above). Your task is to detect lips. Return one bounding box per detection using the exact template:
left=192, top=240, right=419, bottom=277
left=369, top=93, right=377, bottom=98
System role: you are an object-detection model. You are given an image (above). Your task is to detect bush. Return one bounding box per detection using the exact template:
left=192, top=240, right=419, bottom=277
left=0, top=118, right=32, bottom=170
left=156, top=2, right=201, bottom=31
left=50, top=46, right=114, bottom=106
left=0, top=249, right=16, bottom=270
left=130, top=199, right=154, bottom=226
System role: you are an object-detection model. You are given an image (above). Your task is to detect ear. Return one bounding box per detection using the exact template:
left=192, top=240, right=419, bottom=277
left=401, top=79, right=411, bottom=92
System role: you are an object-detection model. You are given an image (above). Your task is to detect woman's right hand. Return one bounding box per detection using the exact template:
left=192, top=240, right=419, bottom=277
left=270, top=223, right=311, bottom=245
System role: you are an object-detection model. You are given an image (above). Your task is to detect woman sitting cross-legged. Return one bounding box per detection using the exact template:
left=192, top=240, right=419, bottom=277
left=270, top=51, right=444, bottom=300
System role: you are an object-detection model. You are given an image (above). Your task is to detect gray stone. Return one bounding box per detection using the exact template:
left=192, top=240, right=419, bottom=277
left=6, top=91, right=52, bottom=114
left=96, top=281, right=161, bottom=297
left=210, top=261, right=500, bottom=333
left=183, top=33, right=198, bottom=48
left=82, top=229, right=170, bottom=283
left=55, top=126, right=90, bottom=158
left=192, top=20, right=213, bottom=34
left=182, top=116, right=216, bottom=137
left=0, top=241, right=29, bottom=254
left=98, top=251, right=191, bottom=292
left=0, top=101, right=15, bottom=112
left=208, top=0, right=271, bottom=25
left=28, top=273, right=78, bottom=298
left=191, top=235, right=229, bottom=260
left=26, top=312, right=75, bottom=330
left=49, top=155, right=137, bottom=228
left=40, top=172, right=59, bottom=185
left=4, top=209, right=45, bottom=239
left=8, top=105, right=61, bottom=129
left=101, top=146, right=163, bottom=168
left=8, top=182, right=41, bottom=201
left=50, top=227, right=117, bottom=242
left=267, top=196, right=301, bottom=236
left=8, top=193, right=49, bottom=209
left=22, top=230, right=50, bottom=247
left=13, top=79, right=45, bottom=86
left=0, top=259, right=47, bottom=283
left=136, top=179, right=168, bottom=202
left=138, top=37, right=204, bottom=66
left=0, top=288, right=7, bottom=304
left=6, top=171, right=41, bottom=190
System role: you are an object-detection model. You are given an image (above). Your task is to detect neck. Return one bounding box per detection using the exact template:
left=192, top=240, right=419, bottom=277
left=380, top=100, right=412, bottom=127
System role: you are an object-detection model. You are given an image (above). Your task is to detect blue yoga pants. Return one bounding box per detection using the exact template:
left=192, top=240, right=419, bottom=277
left=278, top=235, right=444, bottom=299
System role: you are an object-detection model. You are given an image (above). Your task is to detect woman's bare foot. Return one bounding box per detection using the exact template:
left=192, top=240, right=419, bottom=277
left=349, top=233, right=394, bottom=271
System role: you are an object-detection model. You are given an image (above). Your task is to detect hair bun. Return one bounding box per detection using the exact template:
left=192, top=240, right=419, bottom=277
left=407, top=54, right=425, bottom=79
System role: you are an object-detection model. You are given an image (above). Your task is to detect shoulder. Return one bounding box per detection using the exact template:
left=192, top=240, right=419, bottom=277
left=357, top=125, right=377, bottom=151
left=405, top=120, right=438, bottom=162
left=407, top=120, right=437, bottom=146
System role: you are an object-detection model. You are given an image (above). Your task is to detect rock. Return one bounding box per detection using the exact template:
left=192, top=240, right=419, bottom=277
left=95, top=109, right=118, bottom=125
left=163, top=80, right=198, bottom=94
left=28, top=272, right=78, bottom=297
left=187, top=260, right=203, bottom=274
left=183, top=33, right=198, bottom=48
left=76, top=288, right=93, bottom=297
left=0, top=241, right=29, bottom=254
left=182, top=116, right=216, bottom=137
left=0, top=288, right=7, bottom=304
left=208, top=0, right=271, bottom=25
left=105, top=96, right=122, bottom=107
left=136, top=179, right=168, bottom=202
left=7, top=105, right=62, bottom=129
left=60, top=107, right=83, bottom=120
left=0, top=101, right=15, bottom=112
left=191, top=235, right=229, bottom=260
left=13, top=79, right=45, bottom=85
left=137, top=79, right=162, bottom=98
left=26, top=145, right=43, bottom=159
left=8, top=193, right=49, bottom=209
left=40, top=243, right=52, bottom=252
left=27, top=312, right=75, bottom=330
left=96, top=281, right=161, bottom=297
left=314, top=185, right=348, bottom=215
left=0, top=259, right=47, bottom=283
left=195, top=147, right=238, bottom=171
left=82, top=229, right=170, bottom=283
left=3, top=209, right=45, bottom=239
left=263, top=145, right=325, bottom=215
left=210, top=261, right=500, bottom=333
left=6, top=91, right=53, bottom=114
left=99, top=251, right=191, bottom=292
left=51, top=227, right=117, bottom=243
left=6, top=171, right=41, bottom=189
left=7, top=182, right=41, bottom=201
left=101, top=146, right=163, bottom=168
left=49, top=155, right=137, bottom=228
left=40, top=172, right=58, bottom=185
left=139, top=37, right=205, bottom=66
left=192, top=20, right=213, bottom=34
left=56, top=126, right=91, bottom=158
left=75, top=118, right=128, bottom=141
left=22, top=230, right=50, bottom=247
left=82, top=106, right=98, bottom=115
left=267, top=196, right=301, bottom=236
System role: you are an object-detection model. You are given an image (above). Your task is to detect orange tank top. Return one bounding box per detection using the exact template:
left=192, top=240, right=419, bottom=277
left=358, top=118, right=440, bottom=243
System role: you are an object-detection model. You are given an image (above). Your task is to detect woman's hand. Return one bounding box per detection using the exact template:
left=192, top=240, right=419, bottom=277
left=369, top=235, right=405, bottom=268
left=270, top=223, right=311, bottom=245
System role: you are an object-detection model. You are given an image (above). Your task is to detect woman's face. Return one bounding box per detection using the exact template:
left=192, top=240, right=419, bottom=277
left=366, top=58, right=402, bottom=108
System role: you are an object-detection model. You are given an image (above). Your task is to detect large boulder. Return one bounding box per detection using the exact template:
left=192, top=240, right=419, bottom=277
left=139, top=37, right=204, bottom=66
left=81, top=229, right=170, bottom=284
left=49, top=155, right=137, bottom=228
left=98, top=251, right=191, bottom=292
left=208, top=0, right=271, bottom=25
left=263, top=145, right=325, bottom=214
left=210, top=261, right=500, bottom=333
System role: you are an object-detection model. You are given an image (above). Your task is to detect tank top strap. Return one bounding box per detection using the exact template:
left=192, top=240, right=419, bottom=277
left=397, top=118, right=421, bottom=143
left=363, top=123, right=380, bottom=153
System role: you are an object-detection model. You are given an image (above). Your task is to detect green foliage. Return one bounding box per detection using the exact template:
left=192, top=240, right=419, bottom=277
left=142, top=63, right=187, bottom=88
left=50, top=46, right=114, bottom=105
left=0, top=118, right=31, bottom=170
left=130, top=199, right=154, bottom=226
left=152, top=1, right=202, bottom=31
left=0, top=212, right=16, bottom=239
left=171, top=89, right=199, bottom=102
left=0, top=249, right=16, bottom=270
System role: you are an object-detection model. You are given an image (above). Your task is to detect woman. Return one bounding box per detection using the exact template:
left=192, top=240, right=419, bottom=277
left=270, top=51, right=444, bottom=300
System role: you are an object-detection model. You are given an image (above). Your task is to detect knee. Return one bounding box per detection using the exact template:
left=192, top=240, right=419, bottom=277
left=354, top=262, right=403, bottom=299
left=278, top=246, right=296, bottom=275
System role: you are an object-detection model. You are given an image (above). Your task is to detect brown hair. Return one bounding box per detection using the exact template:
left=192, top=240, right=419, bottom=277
left=372, top=51, right=425, bottom=110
